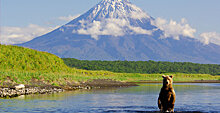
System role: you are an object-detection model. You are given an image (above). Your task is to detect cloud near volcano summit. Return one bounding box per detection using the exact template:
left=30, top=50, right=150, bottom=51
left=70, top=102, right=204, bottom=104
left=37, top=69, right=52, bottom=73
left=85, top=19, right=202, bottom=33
left=1, top=15, right=220, bottom=46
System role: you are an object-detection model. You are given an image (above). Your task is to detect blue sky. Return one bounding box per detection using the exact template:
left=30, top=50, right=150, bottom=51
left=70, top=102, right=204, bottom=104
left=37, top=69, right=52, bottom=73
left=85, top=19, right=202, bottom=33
left=1, top=0, right=220, bottom=45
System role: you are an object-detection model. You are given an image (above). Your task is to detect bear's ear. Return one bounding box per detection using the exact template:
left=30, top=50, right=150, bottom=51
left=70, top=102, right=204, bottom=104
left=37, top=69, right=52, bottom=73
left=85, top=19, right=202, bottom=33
left=162, top=75, right=166, bottom=78
left=169, top=75, right=173, bottom=78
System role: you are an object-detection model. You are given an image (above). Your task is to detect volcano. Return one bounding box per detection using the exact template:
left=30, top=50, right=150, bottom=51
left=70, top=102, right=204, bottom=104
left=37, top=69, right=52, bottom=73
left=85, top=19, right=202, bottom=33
left=19, top=0, right=220, bottom=64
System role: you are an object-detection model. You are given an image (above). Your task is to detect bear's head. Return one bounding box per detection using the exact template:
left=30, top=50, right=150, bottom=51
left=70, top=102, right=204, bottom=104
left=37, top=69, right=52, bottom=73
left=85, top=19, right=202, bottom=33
left=162, top=75, right=173, bottom=87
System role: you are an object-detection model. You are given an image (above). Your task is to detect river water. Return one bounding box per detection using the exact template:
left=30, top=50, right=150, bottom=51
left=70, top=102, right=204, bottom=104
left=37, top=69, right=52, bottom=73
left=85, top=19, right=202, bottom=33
left=0, top=83, right=220, bottom=113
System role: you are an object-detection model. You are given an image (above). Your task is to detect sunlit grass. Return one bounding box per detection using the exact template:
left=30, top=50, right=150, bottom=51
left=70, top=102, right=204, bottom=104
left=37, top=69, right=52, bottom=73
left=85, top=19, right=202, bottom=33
left=1, top=69, right=219, bottom=87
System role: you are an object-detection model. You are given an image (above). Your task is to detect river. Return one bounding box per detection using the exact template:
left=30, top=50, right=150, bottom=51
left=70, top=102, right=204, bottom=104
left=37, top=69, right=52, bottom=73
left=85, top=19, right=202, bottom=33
left=0, top=83, right=220, bottom=113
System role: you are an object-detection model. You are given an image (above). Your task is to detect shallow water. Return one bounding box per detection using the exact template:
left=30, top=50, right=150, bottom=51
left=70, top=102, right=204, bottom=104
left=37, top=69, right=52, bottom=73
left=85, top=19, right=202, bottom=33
left=0, top=83, right=220, bottom=113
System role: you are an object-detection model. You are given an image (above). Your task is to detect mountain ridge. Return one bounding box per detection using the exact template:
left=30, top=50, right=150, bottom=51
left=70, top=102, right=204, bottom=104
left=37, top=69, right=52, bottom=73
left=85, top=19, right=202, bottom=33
left=18, top=0, right=220, bottom=64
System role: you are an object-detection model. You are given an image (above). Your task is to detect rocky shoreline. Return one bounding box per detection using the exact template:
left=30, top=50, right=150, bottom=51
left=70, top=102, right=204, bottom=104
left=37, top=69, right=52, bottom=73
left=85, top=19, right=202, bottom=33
left=1, top=79, right=219, bottom=98
left=1, top=79, right=220, bottom=98
left=0, top=79, right=137, bottom=98
left=0, top=86, right=64, bottom=98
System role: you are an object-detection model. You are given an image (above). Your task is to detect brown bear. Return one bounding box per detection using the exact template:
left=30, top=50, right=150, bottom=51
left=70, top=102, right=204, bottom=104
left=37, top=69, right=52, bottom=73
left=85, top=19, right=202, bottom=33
left=158, top=75, right=176, bottom=112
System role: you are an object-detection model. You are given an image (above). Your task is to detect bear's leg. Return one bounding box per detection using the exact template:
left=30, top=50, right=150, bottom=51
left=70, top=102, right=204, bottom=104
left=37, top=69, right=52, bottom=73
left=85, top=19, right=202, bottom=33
left=169, top=104, right=175, bottom=113
left=158, top=98, right=162, bottom=111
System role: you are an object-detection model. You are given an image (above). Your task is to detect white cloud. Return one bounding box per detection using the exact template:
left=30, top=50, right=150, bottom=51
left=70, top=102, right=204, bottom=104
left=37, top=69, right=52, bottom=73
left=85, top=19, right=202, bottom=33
left=75, top=19, right=125, bottom=40
left=74, top=18, right=152, bottom=40
left=128, top=26, right=152, bottom=35
left=152, top=18, right=196, bottom=40
left=200, top=32, right=220, bottom=45
left=58, top=14, right=80, bottom=21
left=0, top=24, right=58, bottom=45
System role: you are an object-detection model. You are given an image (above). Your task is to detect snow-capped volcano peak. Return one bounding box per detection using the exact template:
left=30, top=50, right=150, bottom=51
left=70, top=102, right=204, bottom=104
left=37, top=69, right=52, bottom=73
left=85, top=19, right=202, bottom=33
left=93, top=0, right=150, bottom=19
left=101, top=0, right=130, bottom=3
left=100, top=0, right=130, bottom=7
left=63, top=0, right=155, bottom=39
left=65, top=0, right=152, bottom=23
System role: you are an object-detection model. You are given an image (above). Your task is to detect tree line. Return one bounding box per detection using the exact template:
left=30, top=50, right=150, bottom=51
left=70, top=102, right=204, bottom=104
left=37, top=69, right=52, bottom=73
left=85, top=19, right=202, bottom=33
left=62, top=58, right=220, bottom=75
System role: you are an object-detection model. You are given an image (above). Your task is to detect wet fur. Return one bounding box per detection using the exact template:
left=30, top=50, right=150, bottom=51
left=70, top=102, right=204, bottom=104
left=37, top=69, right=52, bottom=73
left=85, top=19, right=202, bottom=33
left=158, top=75, right=176, bottom=112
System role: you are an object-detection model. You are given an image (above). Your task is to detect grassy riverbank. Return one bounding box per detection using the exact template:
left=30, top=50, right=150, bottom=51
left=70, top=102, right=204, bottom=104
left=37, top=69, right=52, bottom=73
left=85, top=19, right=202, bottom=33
left=1, top=70, right=220, bottom=87
left=0, top=44, right=220, bottom=88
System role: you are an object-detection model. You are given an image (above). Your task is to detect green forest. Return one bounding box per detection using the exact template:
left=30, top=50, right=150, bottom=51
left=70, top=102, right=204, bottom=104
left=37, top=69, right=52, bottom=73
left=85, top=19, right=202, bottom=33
left=62, top=58, right=220, bottom=75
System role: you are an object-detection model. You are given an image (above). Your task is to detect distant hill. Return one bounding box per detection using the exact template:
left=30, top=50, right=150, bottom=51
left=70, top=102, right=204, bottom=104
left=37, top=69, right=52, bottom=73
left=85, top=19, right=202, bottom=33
left=62, top=58, right=220, bottom=75
left=0, top=44, right=68, bottom=72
